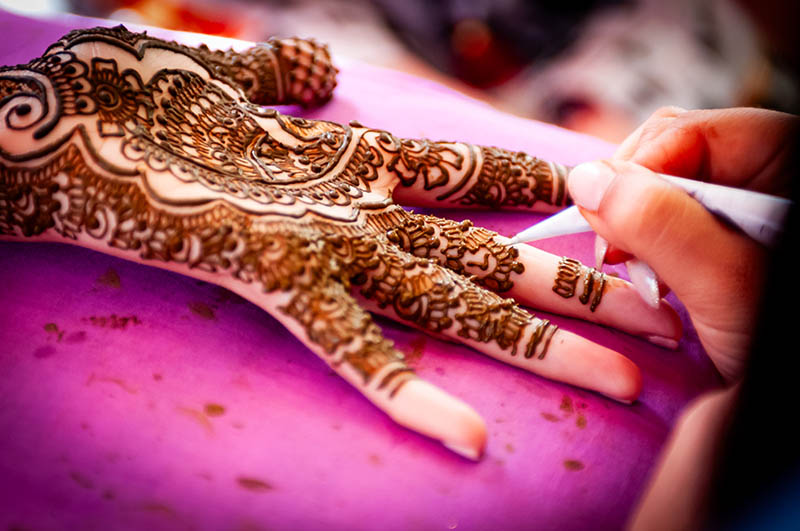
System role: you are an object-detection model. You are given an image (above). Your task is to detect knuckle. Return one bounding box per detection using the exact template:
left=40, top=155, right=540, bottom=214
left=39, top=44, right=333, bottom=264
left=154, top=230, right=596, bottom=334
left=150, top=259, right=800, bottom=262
left=605, top=179, right=686, bottom=249
left=651, top=105, right=687, bottom=119
left=637, top=117, right=674, bottom=146
left=632, top=188, right=688, bottom=249
left=638, top=106, right=691, bottom=143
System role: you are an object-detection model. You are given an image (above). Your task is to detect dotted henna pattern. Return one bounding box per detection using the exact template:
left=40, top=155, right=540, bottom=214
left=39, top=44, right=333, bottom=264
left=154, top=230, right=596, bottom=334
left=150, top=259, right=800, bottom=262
left=1, top=26, right=577, bottom=396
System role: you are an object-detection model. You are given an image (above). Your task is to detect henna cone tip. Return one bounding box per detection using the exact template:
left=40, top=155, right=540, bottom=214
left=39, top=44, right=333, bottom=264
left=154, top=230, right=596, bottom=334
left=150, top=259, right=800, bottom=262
left=510, top=206, right=593, bottom=244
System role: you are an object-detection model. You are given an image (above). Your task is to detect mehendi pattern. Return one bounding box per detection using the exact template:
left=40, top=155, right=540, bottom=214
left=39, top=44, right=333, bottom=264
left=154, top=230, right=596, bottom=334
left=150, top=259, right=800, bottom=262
left=1, top=26, right=580, bottom=399
left=456, top=147, right=571, bottom=209
left=553, top=256, right=607, bottom=312
left=385, top=215, right=524, bottom=292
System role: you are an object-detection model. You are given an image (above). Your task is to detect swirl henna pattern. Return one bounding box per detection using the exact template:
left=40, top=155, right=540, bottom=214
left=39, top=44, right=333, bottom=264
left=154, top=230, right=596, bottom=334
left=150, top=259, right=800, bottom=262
left=0, top=27, right=680, bottom=459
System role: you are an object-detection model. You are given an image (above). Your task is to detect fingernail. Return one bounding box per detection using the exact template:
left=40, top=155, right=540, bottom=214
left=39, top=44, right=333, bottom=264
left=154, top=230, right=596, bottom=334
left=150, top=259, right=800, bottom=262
left=567, top=162, right=617, bottom=211
left=663, top=105, right=688, bottom=115
left=600, top=392, right=636, bottom=405
left=444, top=441, right=483, bottom=460
left=594, top=235, right=609, bottom=270
left=646, top=335, right=680, bottom=350
left=626, top=258, right=661, bottom=309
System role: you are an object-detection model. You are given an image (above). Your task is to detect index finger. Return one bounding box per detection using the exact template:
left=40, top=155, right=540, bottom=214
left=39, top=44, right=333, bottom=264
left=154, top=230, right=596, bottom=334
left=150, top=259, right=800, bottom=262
left=614, top=107, right=798, bottom=197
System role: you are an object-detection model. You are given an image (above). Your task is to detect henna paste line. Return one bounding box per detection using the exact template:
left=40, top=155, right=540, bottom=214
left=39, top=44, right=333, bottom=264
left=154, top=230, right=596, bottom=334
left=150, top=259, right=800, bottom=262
left=589, top=274, right=606, bottom=312
left=578, top=269, right=595, bottom=305
left=553, top=256, right=606, bottom=312
left=453, top=146, right=559, bottom=209
left=553, top=257, right=581, bottom=298
left=386, top=215, right=524, bottom=293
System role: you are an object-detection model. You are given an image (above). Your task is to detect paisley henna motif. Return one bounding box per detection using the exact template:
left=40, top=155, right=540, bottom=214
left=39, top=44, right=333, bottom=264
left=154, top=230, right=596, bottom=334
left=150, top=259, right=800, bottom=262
left=1, top=26, right=649, bottom=457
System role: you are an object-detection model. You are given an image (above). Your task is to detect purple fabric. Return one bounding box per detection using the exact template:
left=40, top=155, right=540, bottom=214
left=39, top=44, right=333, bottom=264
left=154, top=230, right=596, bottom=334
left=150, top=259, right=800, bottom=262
left=0, top=10, right=720, bottom=530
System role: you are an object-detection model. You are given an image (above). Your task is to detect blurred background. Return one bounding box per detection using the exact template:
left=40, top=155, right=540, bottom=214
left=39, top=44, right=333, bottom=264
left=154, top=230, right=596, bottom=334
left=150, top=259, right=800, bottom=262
left=1, top=0, right=797, bottom=142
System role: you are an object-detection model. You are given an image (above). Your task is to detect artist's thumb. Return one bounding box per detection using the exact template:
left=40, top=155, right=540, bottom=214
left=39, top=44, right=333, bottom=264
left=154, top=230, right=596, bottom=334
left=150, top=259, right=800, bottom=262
left=567, top=160, right=767, bottom=379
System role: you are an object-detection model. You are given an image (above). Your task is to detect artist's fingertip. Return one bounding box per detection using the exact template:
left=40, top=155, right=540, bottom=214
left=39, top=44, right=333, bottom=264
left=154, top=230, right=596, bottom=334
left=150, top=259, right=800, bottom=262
left=654, top=105, right=688, bottom=117
left=567, top=161, right=617, bottom=211
left=626, top=258, right=661, bottom=309
left=594, top=234, right=609, bottom=270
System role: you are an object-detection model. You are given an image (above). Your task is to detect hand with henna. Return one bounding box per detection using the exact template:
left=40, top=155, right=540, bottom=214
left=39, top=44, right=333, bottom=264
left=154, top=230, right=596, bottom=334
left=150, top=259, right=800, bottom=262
left=0, top=26, right=679, bottom=459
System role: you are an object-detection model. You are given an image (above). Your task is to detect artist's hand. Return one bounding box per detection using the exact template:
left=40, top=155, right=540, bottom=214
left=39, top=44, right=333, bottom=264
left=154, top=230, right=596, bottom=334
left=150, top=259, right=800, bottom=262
left=567, top=107, right=797, bottom=383
left=629, top=384, right=739, bottom=529
left=567, top=107, right=796, bottom=527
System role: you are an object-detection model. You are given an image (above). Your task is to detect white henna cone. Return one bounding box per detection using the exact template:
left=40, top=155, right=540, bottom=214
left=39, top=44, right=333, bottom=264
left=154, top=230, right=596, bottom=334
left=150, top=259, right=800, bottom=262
left=626, top=258, right=661, bottom=309
left=385, top=380, right=487, bottom=460
left=666, top=175, right=792, bottom=247
left=510, top=173, right=792, bottom=247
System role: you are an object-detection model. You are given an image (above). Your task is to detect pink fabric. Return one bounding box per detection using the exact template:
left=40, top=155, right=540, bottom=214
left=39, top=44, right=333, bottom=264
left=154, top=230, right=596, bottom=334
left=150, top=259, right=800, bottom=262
left=0, top=10, right=720, bottom=530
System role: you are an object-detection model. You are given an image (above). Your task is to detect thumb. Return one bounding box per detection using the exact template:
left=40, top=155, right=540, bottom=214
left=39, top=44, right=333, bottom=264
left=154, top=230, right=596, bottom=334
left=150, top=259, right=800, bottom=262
left=567, top=160, right=766, bottom=368
left=567, top=160, right=727, bottom=284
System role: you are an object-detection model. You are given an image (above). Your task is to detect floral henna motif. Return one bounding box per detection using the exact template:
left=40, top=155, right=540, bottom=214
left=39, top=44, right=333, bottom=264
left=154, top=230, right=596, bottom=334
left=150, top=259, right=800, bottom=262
left=196, top=37, right=337, bottom=108
left=386, top=215, right=524, bottom=292
left=457, top=147, right=571, bottom=209
left=553, top=256, right=607, bottom=312
left=0, top=137, right=417, bottom=389
left=354, top=240, right=555, bottom=359
left=280, top=280, right=414, bottom=396
left=376, top=133, right=468, bottom=193
left=1, top=26, right=622, bottom=455
left=50, top=26, right=337, bottom=108
left=376, top=132, right=570, bottom=209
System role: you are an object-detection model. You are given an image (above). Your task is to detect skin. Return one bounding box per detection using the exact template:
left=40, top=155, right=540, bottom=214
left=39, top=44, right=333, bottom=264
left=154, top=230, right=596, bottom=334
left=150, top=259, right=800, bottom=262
left=0, top=27, right=679, bottom=459
left=571, top=107, right=798, bottom=382
left=561, top=106, right=798, bottom=526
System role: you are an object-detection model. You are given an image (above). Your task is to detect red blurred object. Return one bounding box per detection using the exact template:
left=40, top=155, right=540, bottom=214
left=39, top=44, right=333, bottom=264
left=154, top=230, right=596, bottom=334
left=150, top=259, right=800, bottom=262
left=117, top=0, right=247, bottom=37
left=450, top=18, right=526, bottom=88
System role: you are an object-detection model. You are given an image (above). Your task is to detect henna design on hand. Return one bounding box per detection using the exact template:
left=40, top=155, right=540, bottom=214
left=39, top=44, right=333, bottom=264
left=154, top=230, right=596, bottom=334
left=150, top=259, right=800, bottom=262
left=1, top=26, right=670, bottom=458
left=457, top=147, right=571, bottom=209
left=386, top=135, right=571, bottom=210
left=553, top=256, right=607, bottom=312
left=386, top=215, right=524, bottom=292
left=554, top=257, right=582, bottom=298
